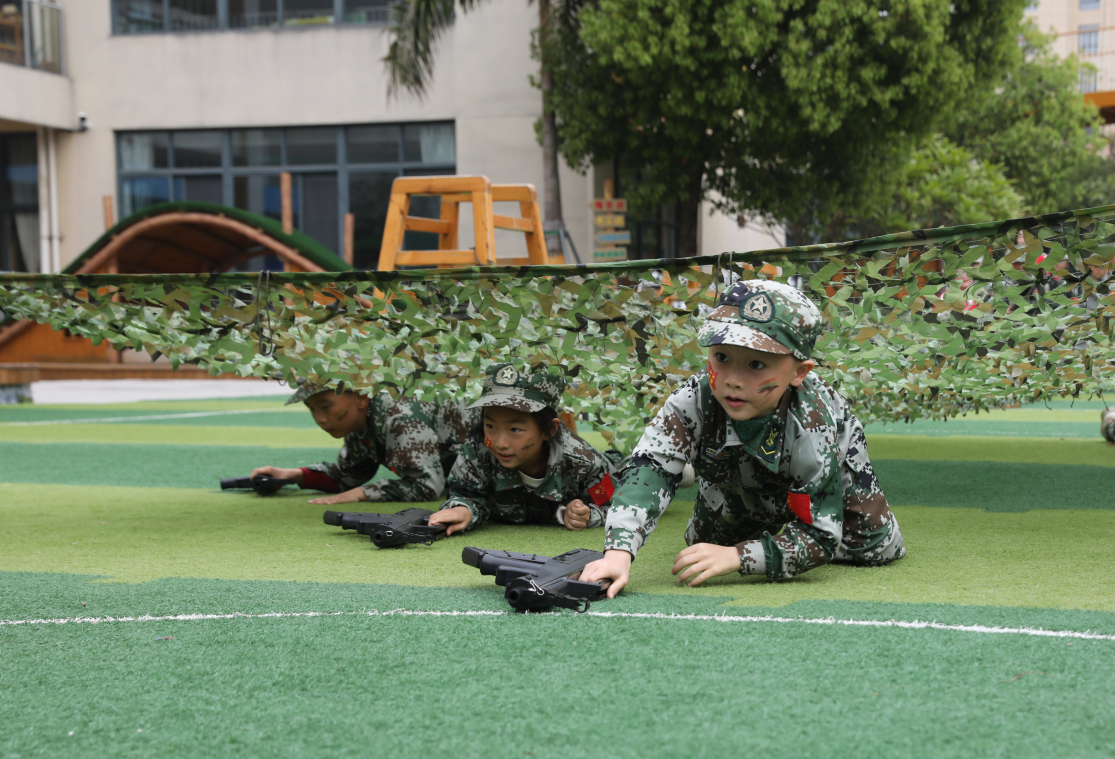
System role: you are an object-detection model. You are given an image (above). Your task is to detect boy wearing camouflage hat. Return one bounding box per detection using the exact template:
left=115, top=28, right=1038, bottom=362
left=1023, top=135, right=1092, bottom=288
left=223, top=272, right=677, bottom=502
left=428, top=364, right=618, bottom=534
left=581, top=280, right=905, bottom=595
left=251, top=382, right=473, bottom=505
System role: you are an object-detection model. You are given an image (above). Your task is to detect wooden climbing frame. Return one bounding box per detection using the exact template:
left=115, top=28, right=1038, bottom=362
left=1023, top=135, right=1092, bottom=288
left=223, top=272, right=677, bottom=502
left=376, top=175, right=556, bottom=270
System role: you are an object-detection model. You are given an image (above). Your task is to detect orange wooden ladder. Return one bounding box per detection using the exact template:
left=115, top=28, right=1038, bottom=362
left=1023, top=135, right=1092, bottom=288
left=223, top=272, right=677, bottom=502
left=376, top=175, right=555, bottom=270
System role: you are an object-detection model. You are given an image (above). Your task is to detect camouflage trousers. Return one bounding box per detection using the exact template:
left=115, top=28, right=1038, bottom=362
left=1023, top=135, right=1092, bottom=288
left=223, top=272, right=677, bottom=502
left=684, top=457, right=906, bottom=569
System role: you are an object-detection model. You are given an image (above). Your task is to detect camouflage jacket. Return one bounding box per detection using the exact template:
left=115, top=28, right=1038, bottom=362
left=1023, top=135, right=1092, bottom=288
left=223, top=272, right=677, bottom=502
left=440, top=430, right=617, bottom=529
left=605, top=370, right=863, bottom=578
left=301, top=393, right=474, bottom=502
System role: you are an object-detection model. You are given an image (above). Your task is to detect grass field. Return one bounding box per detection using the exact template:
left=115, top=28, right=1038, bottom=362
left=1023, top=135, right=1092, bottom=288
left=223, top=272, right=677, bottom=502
left=2, top=395, right=1114, bottom=757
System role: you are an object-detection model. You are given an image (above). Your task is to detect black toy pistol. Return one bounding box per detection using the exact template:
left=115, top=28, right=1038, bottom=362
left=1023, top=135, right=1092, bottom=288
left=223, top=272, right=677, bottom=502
left=461, top=547, right=613, bottom=613
left=323, top=507, right=445, bottom=548
left=220, top=474, right=294, bottom=496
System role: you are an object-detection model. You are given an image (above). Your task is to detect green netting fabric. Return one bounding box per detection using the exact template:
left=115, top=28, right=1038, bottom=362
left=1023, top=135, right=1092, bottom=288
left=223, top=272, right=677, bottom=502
left=3, top=206, right=1115, bottom=451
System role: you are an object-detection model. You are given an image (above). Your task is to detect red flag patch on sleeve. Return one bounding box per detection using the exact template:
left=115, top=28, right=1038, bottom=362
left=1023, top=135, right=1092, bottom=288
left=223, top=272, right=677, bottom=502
left=588, top=473, right=616, bottom=506
left=787, top=491, right=812, bottom=524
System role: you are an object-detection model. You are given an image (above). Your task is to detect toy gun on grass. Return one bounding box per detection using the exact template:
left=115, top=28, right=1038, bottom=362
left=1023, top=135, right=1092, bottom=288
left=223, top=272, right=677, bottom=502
left=219, top=474, right=295, bottom=496
left=322, top=507, right=445, bottom=548
left=461, top=547, right=612, bottom=613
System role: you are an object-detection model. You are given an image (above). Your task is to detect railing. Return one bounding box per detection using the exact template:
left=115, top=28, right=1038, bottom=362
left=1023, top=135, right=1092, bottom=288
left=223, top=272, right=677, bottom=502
left=0, top=0, right=64, bottom=74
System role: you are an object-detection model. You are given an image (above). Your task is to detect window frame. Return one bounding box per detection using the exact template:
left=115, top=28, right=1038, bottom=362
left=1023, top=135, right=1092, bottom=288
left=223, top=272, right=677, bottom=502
left=0, top=133, right=41, bottom=273
left=116, top=121, right=456, bottom=262
left=111, top=0, right=391, bottom=35
left=1079, top=24, right=1100, bottom=56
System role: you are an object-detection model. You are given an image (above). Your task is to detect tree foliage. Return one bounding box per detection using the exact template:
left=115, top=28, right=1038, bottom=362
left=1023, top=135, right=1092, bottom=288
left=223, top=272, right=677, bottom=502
left=545, top=0, right=1029, bottom=254
left=948, top=24, right=1115, bottom=216
left=794, top=135, right=1025, bottom=242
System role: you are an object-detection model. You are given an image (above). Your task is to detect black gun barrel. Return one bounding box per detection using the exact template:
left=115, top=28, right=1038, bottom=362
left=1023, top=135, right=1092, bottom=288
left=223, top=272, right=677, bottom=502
left=322, top=511, right=385, bottom=530
left=324, top=507, right=444, bottom=548
left=220, top=474, right=294, bottom=495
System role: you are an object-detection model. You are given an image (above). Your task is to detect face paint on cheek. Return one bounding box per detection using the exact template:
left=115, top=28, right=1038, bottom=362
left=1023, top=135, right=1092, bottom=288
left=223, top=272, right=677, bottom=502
left=757, top=379, right=780, bottom=394
left=484, top=435, right=493, bottom=450
left=707, top=361, right=718, bottom=390
left=521, top=439, right=536, bottom=452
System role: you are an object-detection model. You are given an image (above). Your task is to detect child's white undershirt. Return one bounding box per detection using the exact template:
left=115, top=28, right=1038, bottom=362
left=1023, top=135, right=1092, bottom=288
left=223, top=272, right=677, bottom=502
left=518, top=470, right=545, bottom=488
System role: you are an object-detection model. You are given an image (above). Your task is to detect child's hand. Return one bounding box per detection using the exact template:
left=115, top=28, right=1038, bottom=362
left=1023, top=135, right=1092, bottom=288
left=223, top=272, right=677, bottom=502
left=672, top=543, right=741, bottom=587
left=579, top=549, right=631, bottom=598
left=250, top=466, right=303, bottom=483
left=563, top=499, right=590, bottom=530
left=308, top=487, right=367, bottom=506
left=427, top=506, right=472, bottom=536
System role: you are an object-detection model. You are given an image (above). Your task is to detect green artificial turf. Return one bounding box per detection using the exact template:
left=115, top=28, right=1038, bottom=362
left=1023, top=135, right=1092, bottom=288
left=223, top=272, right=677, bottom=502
left=2, top=482, right=1113, bottom=610
left=866, top=420, right=1098, bottom=437
left=2, top=394, right=1113, bottom=758
left=2, top=573, right=1114, bottom=759
left=873, top=459, right=1115, bottom=511
left=0, top=423, right=334, bottom=448
left=868, top=435, right=1115, bottom=467
left=3, top=440, right=1111, bottom=516
left=0, top=441, right=363, bottom=489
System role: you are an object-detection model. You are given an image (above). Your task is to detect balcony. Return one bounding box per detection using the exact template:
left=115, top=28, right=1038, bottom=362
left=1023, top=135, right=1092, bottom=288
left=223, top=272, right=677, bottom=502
left=0, top=0, right=64, bottom=75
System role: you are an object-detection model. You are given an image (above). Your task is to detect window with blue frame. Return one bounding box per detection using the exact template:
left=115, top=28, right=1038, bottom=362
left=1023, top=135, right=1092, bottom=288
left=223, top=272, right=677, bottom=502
left=1081, top=0, right=1101, bottom=10
left=116, top=122, right=455, bottom=270
left=111, top=0, right=389, bottom=33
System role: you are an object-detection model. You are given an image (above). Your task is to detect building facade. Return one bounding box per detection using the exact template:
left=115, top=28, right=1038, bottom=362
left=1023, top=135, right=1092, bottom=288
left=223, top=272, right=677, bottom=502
left=0, top=0, right=779, bottom=275
left=1027, top=0, right=1115, bottom=121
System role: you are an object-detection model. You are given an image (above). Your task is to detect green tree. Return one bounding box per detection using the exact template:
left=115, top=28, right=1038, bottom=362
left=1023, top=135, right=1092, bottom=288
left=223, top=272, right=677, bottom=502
left=796, top=135, right=1024, bottom=241
left=948, top=24, right=1115, bottom=215
left=545, top=0, right=1028, bottom=256
left=384, top=0, right=573, bottom=259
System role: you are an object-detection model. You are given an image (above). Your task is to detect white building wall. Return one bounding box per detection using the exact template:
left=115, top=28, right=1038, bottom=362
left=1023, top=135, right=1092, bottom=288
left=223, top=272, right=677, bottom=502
left=55, top=0, right=571, bottom=266
left=700, top=201, right=784, bottom=256
left=4, top=0, right=762, bottom=268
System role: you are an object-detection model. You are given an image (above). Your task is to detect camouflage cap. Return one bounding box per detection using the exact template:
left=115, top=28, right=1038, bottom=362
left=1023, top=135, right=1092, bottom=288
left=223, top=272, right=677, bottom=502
left=468, top=364, right=565, bottom=413
left=285, top=379, right=348, bottom=406
left=697, top=280, right=823, bottom=361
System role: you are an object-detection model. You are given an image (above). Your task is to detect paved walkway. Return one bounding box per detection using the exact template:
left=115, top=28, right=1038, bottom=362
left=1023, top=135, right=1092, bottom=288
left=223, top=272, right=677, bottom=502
left=30, top=379, right=290, bottom=405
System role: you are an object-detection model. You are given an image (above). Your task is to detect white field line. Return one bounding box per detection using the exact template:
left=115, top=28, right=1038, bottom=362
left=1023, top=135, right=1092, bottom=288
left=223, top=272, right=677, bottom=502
left=2, top=608, right=1114, bottom=642
left=0, top=409, right=294, bottom=427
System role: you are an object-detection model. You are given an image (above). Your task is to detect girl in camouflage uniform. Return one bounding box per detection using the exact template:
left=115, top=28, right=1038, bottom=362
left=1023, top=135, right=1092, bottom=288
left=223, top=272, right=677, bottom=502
left=582, top=280, right=906, bottom=595
left=428, top=364, right=618, bottom=535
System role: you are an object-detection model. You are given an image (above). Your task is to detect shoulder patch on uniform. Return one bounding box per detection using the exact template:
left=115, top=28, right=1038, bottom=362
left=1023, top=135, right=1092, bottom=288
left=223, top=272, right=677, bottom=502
left=740, top=292, right=774, bottom=323
left=787, top=491, right=812, bottom=524
left=588, top=473, right=615, bottom=505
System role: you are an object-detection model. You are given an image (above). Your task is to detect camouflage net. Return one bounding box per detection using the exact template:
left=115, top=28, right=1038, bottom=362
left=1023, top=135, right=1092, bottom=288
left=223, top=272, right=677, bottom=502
left=3, top=205, right=1115, bottom=451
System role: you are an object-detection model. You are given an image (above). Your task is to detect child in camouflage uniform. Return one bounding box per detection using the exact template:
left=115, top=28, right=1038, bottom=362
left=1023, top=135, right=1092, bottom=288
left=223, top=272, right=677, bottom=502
left=581, top=280, right=905, bottom=595
left=251, top=382, right=473, bottom=506
left=428, top=364, right=618, bottom=535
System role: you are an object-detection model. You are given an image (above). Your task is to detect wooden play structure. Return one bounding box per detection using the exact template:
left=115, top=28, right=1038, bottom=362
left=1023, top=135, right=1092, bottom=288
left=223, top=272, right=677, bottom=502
left=377, top=176, right=561, bottom=270
left=0, top=175, right=561, bottom=384
left=0, top=201, right=351, bottom=381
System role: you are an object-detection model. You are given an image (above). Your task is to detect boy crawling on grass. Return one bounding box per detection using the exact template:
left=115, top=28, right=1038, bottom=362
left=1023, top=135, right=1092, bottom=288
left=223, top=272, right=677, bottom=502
left=251, top=382, right=473, bottom=506
left=581, top=280, right=906, bottom=594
